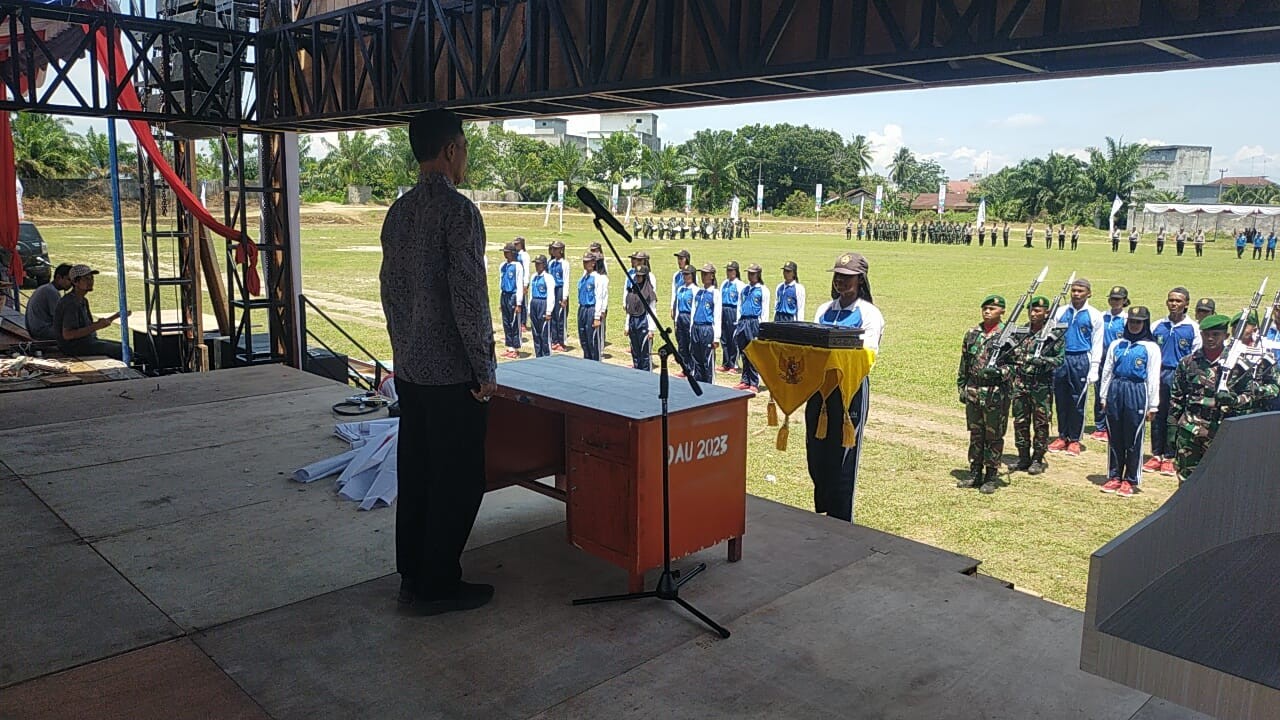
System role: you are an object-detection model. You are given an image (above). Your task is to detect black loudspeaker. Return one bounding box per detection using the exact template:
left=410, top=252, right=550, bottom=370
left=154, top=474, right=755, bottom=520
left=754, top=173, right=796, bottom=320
left=304, top=347, right=350, bottom=384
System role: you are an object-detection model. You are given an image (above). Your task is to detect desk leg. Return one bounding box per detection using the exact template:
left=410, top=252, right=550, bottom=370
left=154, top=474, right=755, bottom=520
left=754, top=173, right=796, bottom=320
left=728, top=536, right=742, bottom=563
left=628, top=573, right=645, bottom=593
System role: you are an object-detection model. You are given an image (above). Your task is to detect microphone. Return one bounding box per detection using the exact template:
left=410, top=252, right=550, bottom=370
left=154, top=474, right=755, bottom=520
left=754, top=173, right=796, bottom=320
left=576, top=186, right=632, bottom=242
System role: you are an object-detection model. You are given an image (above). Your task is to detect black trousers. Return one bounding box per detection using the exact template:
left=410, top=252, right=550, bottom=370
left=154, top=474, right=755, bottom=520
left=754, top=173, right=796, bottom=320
left=395, top=379, right=489, bottom=597
left=804, top=380, right=868, bottom=523
left=62, top=338, right=124, bottom=360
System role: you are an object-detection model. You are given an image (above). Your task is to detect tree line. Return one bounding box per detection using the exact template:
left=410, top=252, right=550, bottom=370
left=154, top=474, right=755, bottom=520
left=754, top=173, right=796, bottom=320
left=13, top=111, right=1278, bottom=218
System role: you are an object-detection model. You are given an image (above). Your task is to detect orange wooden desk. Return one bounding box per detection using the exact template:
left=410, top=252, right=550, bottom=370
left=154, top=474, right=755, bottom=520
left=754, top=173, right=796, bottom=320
left=485, top=355, right=748, bottom=592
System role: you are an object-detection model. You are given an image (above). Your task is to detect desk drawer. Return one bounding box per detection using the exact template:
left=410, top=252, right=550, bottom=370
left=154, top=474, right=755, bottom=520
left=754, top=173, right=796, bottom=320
left=567, top=415, right=631, bottom=462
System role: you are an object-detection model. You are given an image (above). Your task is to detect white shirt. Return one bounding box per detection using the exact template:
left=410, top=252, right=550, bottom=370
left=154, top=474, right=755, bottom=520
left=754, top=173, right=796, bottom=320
left=812, top=297, right=885, bottom=351
left=589, top=271, right=609, bottom=320
left=516, top=250, right=531, bottom=290
left=1054, top=302, right=1106, bottom=374
left=774, top=280, right=806, bottom=321
left=529, top=270, right=557, bottom=316
left=1099, top=338, right=1162, bottom=413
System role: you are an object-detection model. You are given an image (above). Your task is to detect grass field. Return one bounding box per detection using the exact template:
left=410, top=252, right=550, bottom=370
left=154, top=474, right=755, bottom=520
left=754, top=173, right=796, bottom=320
left=30, top=207, right=1271, bottom=609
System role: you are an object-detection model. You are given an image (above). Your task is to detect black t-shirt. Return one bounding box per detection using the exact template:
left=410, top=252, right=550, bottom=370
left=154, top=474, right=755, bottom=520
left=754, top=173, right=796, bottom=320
left=53, top=292, right=94, bottom=352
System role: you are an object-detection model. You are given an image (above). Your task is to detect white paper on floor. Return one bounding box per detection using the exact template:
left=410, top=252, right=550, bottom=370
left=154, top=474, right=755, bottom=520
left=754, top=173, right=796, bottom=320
left=292, top=418, right=400, bottom=510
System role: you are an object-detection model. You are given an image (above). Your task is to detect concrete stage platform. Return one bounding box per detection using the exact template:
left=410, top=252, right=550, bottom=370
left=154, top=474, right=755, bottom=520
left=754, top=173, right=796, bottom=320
left=0, top=367, right=1206, bottom=719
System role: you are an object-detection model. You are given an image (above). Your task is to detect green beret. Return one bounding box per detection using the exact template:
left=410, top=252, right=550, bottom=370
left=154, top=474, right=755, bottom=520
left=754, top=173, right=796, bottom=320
left=981, top=294, right=1006, bottom=309
left=1231, top=310, right=1260, bottom=327
left=1200, top=314, right=1231, bottom=332
left=1029, top=295, right=1050, bottom=308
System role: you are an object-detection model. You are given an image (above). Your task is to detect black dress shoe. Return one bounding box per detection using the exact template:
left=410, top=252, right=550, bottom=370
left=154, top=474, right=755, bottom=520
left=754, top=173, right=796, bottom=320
left=415, top=582, right=495, bottom=616
left=398, top=577, right=417, bottom=605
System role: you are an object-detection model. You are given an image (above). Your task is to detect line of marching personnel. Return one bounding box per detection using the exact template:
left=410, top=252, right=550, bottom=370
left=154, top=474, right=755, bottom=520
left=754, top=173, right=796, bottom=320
left=958, top=279, right=1280, bottom=496
left=496, top=237, right=818, bottom=391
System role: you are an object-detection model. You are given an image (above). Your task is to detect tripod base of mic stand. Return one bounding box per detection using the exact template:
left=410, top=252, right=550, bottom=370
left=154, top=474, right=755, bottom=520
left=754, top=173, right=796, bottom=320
left=573, top=563, right=731, bottom=638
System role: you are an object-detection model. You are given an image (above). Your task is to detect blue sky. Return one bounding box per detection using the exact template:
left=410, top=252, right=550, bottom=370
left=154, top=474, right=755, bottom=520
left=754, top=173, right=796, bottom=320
left=61, top=62, right=1280, bottom=182
left=506, top=63, right=1280, bottom=181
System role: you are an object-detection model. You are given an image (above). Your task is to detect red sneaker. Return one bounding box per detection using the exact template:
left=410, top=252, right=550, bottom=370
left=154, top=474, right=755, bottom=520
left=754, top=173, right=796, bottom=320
left=747, top=385, right=759, bottom=394
left=1142, top=456, right=1162, bottom=472
left=1091, top=430, right=1109, bottom=442
left=1101, top=478, right=1122, bottom=493
left=1047, top=438, right=1067, bottom=453
left=732, top=382, right=750, bottom=391
left=1116, top=480, right=1135, bottom=498
left=717, top=365, right=732, bottom=373
left=1159, top=459, right=1175, bottom=476
left=1066, top=441, right=1083, bottom=456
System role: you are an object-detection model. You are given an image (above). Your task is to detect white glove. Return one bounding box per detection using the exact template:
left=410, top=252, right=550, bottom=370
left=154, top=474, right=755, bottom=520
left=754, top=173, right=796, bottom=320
left=1086, top=368, right=1099, bottom=383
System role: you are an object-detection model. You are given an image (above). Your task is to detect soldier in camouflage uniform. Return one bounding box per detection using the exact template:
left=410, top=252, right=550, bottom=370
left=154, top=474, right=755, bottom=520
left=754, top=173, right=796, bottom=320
left=957, top=294, right=1014, bottom=493
left=1007, top=296, right=1064, bottom=475
left=1169, top=313, right=1280, bottom=480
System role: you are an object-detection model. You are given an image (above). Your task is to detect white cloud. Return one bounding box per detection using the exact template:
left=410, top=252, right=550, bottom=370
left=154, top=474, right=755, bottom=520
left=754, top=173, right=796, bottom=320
left=866, top=123, right=905, bottom=172
left=1136, top=137, right=1167, bottom=147
left=993, top=113, right=1045, bottom=129
left=1055, top=147, right=1091, bottom=162
left=1229, top=145, right=1280, bottom=177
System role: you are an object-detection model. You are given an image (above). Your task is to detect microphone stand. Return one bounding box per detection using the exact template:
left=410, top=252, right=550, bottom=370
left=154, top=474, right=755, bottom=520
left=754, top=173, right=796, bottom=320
left=572, top=214, right=731, bottom=639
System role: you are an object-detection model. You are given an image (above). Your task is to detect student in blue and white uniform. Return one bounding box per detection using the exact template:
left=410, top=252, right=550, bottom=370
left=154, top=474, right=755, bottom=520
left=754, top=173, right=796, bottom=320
left=688, top=263, right=723, bottom=384
left=576, top=252, right=609, bottom=361
left=624, top=264, right=658, bottom=371
left=1099, top=306, right=1161, bottom=498
left=805, top=252, right=884, bottom=523
left=514, top=236, right=531, bottom=329
left=527, top=254, right=556, bottom=358
left=718, top=261, right=748, bottom=373
left=547, top=241, right=569, bottom=351
left=671, top=266, right=697, bottom=370
left=671, top=249, right=692, bottom=299
left=1049, top=278, right=1104, bottom=456
left=498, top=242, right=525, bottom=358
left=1264, top=305, right=1280, bottom=411
left=774, top=261, right=805, bottom=322
left=1148, top=287, right=1201, bottom=475
left=1091, top=285, right=1130, bottom=443
left=733, top=264, right=768, bottom=393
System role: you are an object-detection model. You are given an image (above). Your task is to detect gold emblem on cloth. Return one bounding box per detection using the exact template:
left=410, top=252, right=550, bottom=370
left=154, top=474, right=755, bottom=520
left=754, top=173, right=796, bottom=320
left=779, top=354, right=805, bottom=384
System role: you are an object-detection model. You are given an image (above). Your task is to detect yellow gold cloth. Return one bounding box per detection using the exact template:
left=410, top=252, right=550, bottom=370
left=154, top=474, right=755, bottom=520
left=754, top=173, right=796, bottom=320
left=743, top=340, right=876, bottom=450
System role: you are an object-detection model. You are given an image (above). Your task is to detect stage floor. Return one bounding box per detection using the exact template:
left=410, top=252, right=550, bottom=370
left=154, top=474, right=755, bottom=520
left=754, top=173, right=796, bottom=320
left=0, top=366, right=1206, bottom=719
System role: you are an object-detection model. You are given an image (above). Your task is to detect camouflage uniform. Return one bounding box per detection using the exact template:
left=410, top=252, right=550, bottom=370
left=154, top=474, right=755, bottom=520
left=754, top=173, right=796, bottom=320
left=958, top=324, right=1013, bottom=476
left=1008, top=323, right=1064, bottom=470
left=1169, top=348, right=1280, bottom=478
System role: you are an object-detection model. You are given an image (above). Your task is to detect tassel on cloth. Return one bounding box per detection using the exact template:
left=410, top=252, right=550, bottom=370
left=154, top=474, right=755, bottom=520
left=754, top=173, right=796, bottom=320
left=767, top=400, right=778, bottom=426
left=842, top=412, right=857, bottom=447
left=815, top=399, right=830, bottom=440
left=776, top=418, right=790, bottom=451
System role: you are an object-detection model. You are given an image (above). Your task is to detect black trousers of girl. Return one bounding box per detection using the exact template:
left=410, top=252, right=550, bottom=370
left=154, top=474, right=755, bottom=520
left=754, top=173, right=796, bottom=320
left=804, top=378, right=869, bottom=522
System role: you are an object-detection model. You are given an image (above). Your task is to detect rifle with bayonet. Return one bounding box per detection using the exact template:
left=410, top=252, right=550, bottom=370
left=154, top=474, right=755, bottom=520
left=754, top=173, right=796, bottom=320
left=1218, top=276, right=1268, bottom=392
left=1255, top=285, right=1280, bottom=341
left=987, top=265, right=1049, bottom=370
left=1033, top=271, right=1075, bottom=358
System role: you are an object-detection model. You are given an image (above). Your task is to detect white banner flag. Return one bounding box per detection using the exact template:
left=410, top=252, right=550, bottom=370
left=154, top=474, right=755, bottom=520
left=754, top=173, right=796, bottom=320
left=730, top=196, right=740, bottom=220
left=874, top=185, right=884, bottom=214
left=976, top=197, right=987, bottom=227
left=624, top=195, right=633, bottom=223
left=815, top=184, right=823, bottom=212
left=1109, top=195, right=1124, bottom=235
left=756, top=183, right=764, bottom=214
left=557, top=180, right=565, bottom=204
left=859, top=196, right=865, bottom=220
left=610, top=183, right=619, bottom=213
left=685, top=184, right=693, bottom=215
left=937, top=182, right=947, bottom=215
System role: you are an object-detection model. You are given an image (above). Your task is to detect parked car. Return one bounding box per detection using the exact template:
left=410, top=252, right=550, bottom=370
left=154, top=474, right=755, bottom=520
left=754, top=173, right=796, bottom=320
left=18, top=221, right=51, bottom=288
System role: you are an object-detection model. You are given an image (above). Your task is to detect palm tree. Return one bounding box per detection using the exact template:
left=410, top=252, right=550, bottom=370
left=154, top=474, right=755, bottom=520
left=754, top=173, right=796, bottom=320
left=889, top=147, right=915, bottom=188
left=83, top=128, right=137, bottom=178
left=642, top=144, right=687, bottom=211
left=12, top=113, right=89, bottom=178
left=1087, top=137, right=1157, bottom=203
left=1147, top=190, right=1185, bottom=203
left=683, top=129, right=739, bottom=210
left=322, top=131, right=385, bottom=187
left=846, top=134, right=873, bottom=178
left=545, top=141, right=588, bottom=189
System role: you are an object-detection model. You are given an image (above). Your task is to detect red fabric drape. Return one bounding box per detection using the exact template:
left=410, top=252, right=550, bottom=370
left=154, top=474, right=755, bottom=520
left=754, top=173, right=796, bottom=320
left=0, top=82, right=22, bottom=288
left=91, top=28, right=260, bottom=295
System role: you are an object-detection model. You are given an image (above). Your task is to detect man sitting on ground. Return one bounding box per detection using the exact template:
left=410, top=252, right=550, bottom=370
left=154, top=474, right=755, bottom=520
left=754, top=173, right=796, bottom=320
left=54, top=264, right=127, bottom=360
left=24, top=263, right=73, bottom=341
